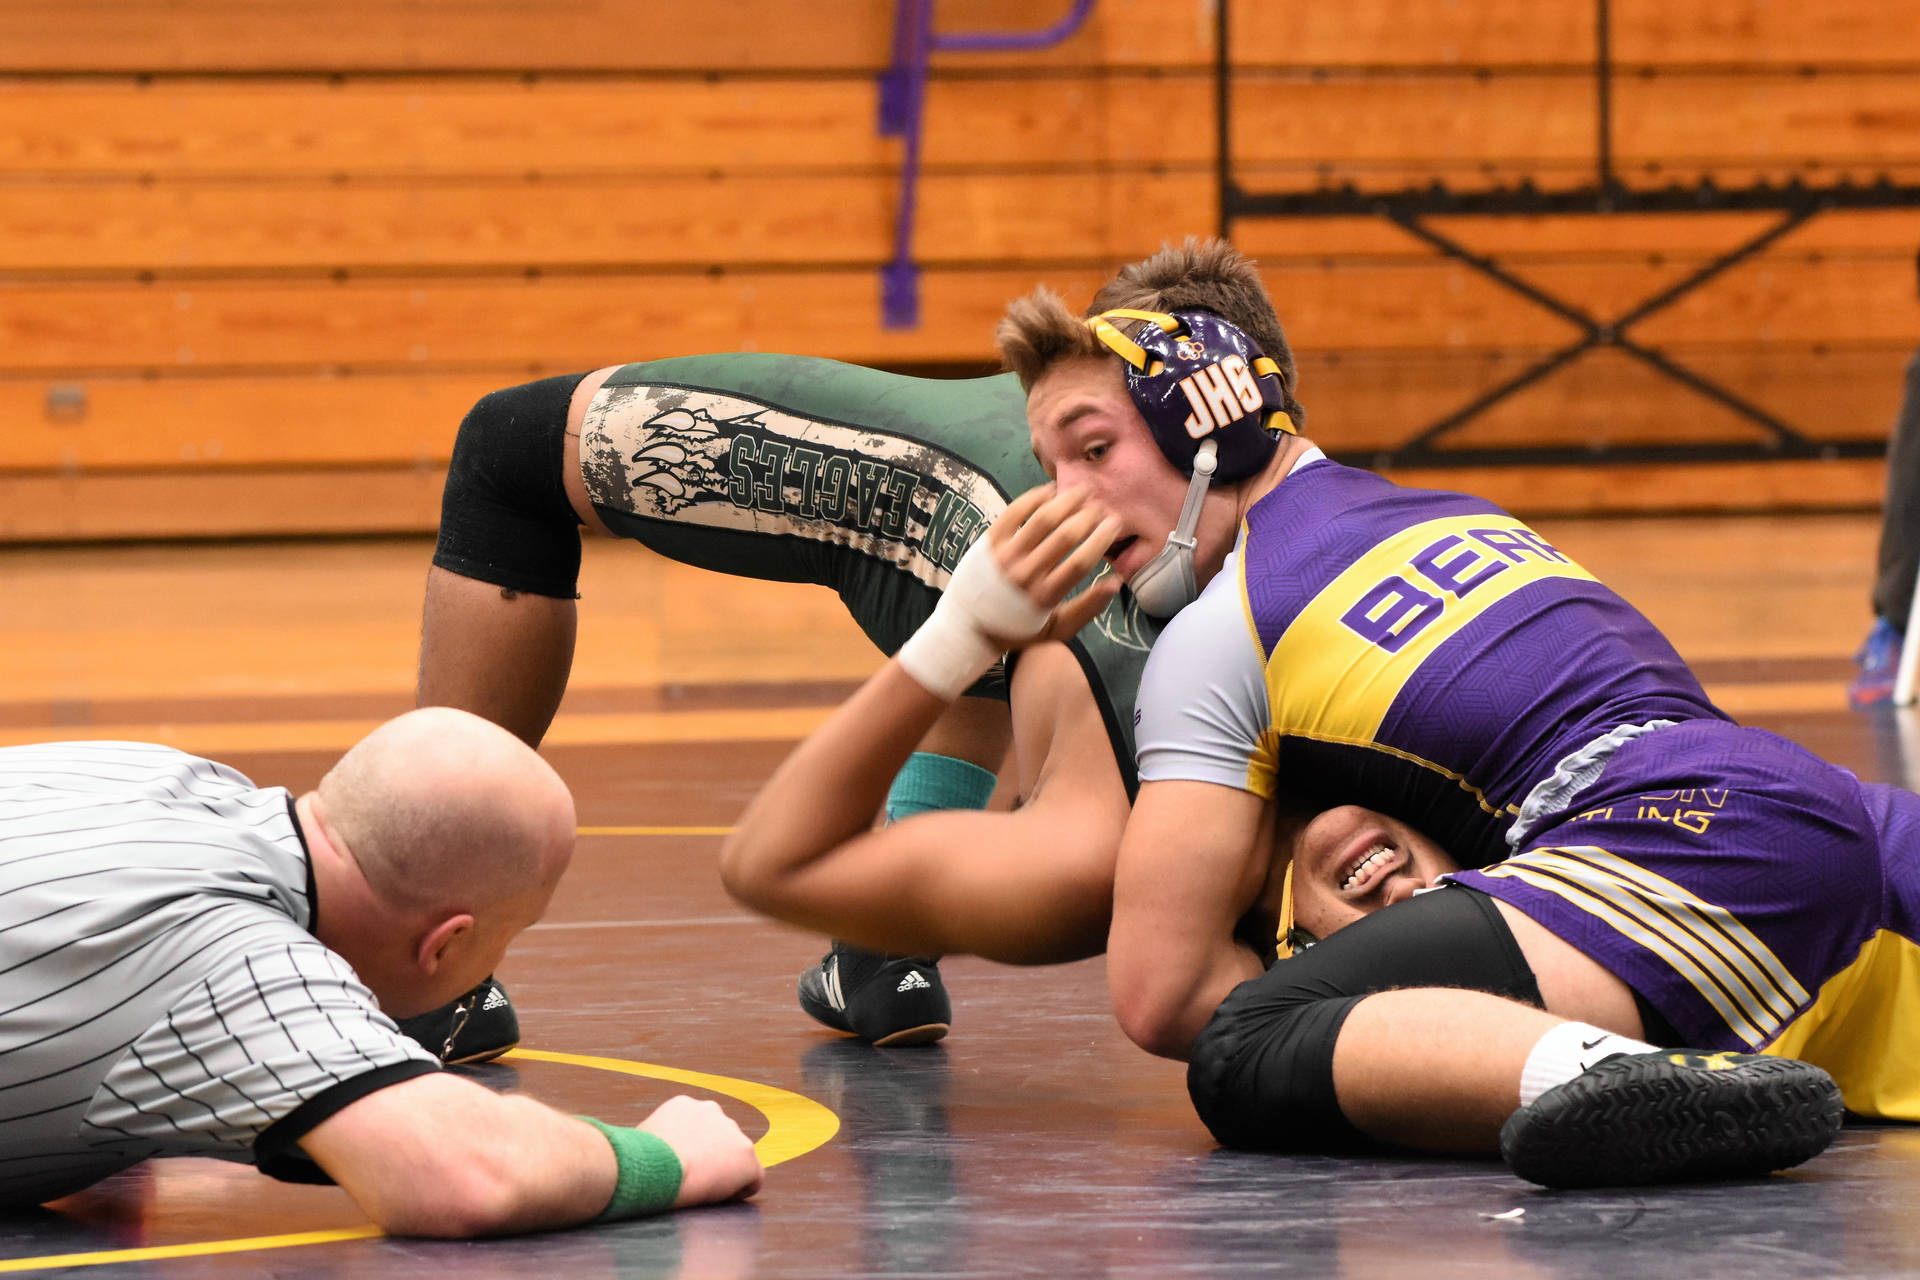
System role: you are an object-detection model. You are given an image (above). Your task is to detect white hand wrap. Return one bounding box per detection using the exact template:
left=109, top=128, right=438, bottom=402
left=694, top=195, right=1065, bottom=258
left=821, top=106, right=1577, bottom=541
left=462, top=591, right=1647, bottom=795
left=895, top=534, right=1051, bottom=701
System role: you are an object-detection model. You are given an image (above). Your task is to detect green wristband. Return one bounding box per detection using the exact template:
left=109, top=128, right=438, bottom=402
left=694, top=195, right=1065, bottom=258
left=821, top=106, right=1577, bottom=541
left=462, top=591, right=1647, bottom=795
left=578, top=1116, right=683, bottom=1221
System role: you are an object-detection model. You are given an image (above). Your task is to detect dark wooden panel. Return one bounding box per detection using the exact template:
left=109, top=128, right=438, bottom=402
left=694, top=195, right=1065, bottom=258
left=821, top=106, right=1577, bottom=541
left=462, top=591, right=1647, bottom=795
left=4, top=345, right=1902, bottom=473
left=13, top=73, right=1917, bottom=182
left=1613, top=75, right=1920, bottom=173
left=1390, top=209, right=1920, bottom=257
left=0, top=171, right=1211, bottom=271
left=0, top=344, right=1901, bottom=535
left=0, top=0, right=1188, bottom=73
left=3, top=162, right=1905, bottom=280
left=0, top=79, right=898, bottom=176
left=4, top=249, right=1914, bottom=376
left=1386, top=456, right=1885, bottom=516
left=1261, top=255, right=1919, bottom=351
left=1226, top=75, right=1595, bottom=177
left=1227, top=73, right=1920, bottom=186
left=9, top=2, right=1913, bottom=74
left=2, top=336, right=1905, bottom=477
left=0, top=0, right=1364, bottom=74
left=1608, top=0, right=1920, bottom=67
left=0, top=76, right=1191, bottom=176
left=0, top=372, right=495, bottom=469
left=0, top=465, right=446, bottom=539
left=1633, top=257, right=1920, bottom=346
left=0, top=452, right=1882, bottom=542
left=1226, top=0, right=1920, bottom=68
left=1299, top=345, right=1913, bottom=454
left=0, top=0, right=900, bottom=71
left=0, top=269, right=1106, bottom=372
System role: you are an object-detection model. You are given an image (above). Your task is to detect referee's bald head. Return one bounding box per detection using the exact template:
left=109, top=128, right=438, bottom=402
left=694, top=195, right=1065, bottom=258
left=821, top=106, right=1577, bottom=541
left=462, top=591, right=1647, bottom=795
left=317, top=707, right=576, bottom=915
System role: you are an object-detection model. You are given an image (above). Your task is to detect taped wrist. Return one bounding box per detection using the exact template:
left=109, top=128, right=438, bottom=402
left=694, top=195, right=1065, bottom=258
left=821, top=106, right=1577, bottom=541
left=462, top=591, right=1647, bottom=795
left=885, top=752, right=999, bottom=822
left=896, top=536, right=1049, bottom=700
left=895, top=614, right=998, bottom=702
left=578, top=1116, right=683, bottom=1220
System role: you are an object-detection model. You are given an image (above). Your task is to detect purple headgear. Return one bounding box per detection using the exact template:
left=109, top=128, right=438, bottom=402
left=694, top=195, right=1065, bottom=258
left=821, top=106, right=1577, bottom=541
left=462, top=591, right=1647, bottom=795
left=1084, top=308, right=1295, bottom=483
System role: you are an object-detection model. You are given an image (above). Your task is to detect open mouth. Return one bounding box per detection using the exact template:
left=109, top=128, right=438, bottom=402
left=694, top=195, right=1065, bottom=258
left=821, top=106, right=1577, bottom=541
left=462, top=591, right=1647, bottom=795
left=1340, top=840, right=1403, bottom=895
left=1105, top=535, right=1139, bottom=569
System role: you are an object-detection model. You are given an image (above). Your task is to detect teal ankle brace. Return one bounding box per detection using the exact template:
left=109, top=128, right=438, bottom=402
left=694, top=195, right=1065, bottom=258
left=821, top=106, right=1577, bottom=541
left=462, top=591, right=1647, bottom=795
left=578, top=1116, right=683, bottom=1220
left=885, top=752, right=998, bottom=823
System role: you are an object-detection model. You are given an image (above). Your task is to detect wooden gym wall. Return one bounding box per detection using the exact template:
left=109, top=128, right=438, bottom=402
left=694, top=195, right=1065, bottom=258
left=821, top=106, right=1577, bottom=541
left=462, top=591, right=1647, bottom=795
left=2, top=0, right=1917, bottom=540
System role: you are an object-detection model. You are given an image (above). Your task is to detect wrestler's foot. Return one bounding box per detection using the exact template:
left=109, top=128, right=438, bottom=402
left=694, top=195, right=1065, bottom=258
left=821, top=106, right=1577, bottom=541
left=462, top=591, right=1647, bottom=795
left=798, top=942, right=950, bottom=1047
left=1848, top=617, right=1902, bottom=708
left=395, top=975, right=519, bottom=1065
left=1500, top=1050, right=1843, bottom=1189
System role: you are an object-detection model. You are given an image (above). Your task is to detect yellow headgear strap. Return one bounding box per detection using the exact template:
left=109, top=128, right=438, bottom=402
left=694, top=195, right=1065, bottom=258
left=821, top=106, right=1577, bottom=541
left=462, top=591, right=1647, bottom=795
left=1275, top=861, right=1298, bottom=960
left=1084, top=310, right=1178, bottom=375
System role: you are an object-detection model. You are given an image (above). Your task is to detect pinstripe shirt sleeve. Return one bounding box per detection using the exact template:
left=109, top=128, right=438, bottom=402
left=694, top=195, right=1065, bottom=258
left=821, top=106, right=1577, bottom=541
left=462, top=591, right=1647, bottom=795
left=81, top=916, right=438, bottom=1164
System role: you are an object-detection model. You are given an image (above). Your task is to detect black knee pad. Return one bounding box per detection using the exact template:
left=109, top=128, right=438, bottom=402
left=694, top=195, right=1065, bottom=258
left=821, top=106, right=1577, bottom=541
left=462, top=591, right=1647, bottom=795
left=1188, top=983, right=1371, bottom=1152
left=1187, top=885, right=1542, bottom=1153
left=432, top=373, right=586, bottom=598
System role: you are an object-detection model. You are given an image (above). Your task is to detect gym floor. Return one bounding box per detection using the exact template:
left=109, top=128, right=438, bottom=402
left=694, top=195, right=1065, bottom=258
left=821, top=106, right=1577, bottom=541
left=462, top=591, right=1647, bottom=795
left=2, top=512, right=1917, bottom=1278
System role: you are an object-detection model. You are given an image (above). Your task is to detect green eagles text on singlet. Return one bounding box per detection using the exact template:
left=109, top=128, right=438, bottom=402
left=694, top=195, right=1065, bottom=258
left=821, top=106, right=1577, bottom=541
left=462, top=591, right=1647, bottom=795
left=577, top=354, right=1156, bottom=789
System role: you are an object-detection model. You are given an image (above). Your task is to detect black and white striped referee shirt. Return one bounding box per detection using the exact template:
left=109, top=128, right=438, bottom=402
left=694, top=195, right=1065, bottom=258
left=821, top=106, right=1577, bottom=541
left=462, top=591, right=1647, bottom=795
left=0, top=741, right=438, bottom=1206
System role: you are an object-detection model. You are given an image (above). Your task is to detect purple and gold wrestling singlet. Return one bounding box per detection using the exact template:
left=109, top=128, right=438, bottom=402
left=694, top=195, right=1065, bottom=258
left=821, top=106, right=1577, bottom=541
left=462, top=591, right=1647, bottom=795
left=1136, top=458, right=1728, bottom=868
left=1450, top=718, right=1920, bottom=1119
left=1138, top=457, right=1920, bottom=1118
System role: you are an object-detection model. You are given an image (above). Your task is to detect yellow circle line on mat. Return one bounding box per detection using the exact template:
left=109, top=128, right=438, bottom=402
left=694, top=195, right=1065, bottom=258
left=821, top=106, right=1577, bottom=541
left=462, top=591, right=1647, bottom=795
left=0, top=1050, right=837, bottom=1273
left=0, top=1227, right=385, bottom=1273
left=577, top=826, right=735, bottom=836
left=504, top=1047, right=840, bottom=1167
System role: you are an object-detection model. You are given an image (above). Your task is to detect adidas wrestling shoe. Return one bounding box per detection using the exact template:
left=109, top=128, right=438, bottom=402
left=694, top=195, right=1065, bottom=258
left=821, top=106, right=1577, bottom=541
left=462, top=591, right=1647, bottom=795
left=797, top=942, right=950, bottom=1047
left=396, top=975, right=520, bottom=1065
left=1500, top=1050, right=1844, bottom=1189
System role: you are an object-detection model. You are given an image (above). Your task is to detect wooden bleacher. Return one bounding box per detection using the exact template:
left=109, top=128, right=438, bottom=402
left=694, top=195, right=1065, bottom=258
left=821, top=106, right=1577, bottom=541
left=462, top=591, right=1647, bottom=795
left=2, top=0, right=1916, bottom=538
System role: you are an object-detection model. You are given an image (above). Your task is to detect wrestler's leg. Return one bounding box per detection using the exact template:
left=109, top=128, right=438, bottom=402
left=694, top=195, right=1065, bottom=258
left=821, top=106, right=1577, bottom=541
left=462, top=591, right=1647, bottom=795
left=1188, top=887, right=1840, bottom=1186
left=416, top=367, right=619, bottom=747
left=1188, top=887, right=1550, bottom=1153
left=404, top=370, right=619, bottom=1063
left=417, top=571, right=576, bottom=748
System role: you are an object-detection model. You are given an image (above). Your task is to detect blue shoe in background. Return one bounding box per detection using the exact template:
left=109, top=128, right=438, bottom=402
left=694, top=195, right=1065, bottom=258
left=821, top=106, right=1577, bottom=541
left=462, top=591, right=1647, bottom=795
left=1849, top=617, right=1903, bottom=708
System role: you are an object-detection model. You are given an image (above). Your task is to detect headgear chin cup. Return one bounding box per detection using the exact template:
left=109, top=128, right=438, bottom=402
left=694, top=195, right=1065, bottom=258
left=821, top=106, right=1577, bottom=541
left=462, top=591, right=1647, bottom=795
left=1127, top=439, right=1215, bottom=618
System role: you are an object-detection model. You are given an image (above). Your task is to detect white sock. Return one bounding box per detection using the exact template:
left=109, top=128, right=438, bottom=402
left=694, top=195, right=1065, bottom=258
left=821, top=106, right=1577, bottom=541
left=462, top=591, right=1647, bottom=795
left=1517, top=1021, right=1658, bottom=1108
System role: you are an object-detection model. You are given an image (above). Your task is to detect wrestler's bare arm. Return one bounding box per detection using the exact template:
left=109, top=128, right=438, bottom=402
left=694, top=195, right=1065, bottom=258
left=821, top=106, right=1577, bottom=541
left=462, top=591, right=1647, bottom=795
left=719, top=642, right=1124, bottom=963
left=720, top=487, right=1124, bottom=964
left=1107, top=779, right=1273, bottom=1060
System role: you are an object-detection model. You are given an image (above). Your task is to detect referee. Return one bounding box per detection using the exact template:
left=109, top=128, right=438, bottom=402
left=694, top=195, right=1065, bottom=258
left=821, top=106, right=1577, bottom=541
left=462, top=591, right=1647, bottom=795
left=0, top=708, right=760, bottom=1235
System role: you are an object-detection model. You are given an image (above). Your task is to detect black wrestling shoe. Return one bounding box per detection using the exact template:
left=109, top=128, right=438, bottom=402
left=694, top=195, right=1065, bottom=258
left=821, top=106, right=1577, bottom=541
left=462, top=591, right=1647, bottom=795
left=797, top=942, right=950, bottom=1047
left=1500, top=1050, right=1844, bottom=1189
left=396, top=975, right=520, bottom=1065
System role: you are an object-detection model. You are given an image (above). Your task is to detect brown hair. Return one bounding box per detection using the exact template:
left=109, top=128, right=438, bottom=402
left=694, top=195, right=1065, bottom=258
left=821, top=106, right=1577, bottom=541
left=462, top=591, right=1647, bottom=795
left=994, top=286, right=1106, bottom=391
left=996, top=238, right=1304, bottom=426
